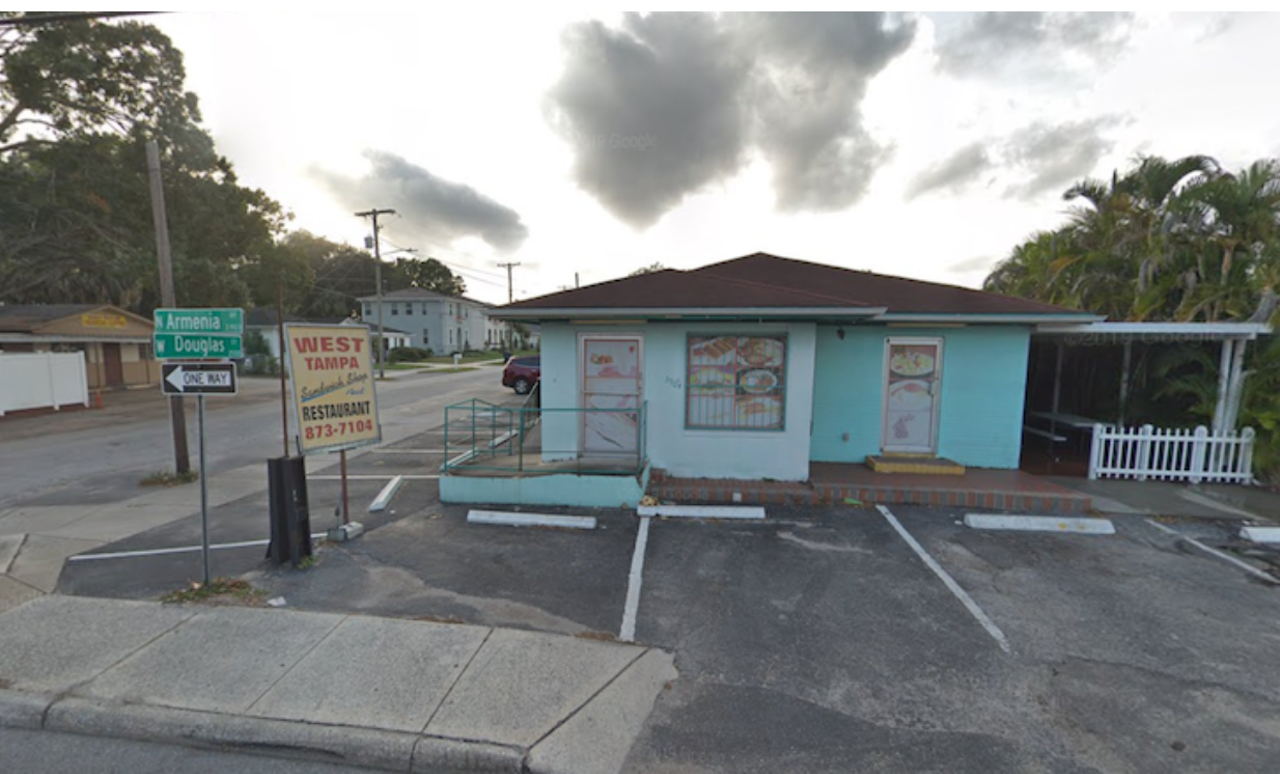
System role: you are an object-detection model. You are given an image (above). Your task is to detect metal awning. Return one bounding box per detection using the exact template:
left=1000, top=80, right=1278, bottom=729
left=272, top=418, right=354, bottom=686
left=1030, top=321, right=1273, bottom=433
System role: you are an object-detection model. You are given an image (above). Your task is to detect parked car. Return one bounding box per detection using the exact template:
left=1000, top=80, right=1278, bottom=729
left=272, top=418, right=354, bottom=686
left=502, top=355, right=540, bottom=395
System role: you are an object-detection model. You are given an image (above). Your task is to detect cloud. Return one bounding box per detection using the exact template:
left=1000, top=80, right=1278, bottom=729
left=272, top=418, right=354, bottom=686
left=905, top=142, right=994, bottom=199
left=545, top=14, right=752, bottom=229
left=936, top=12, right=1133, bottom=80
left=946, top=254, right=997, bottom=274
left=1002, top=117, right=1120, bottom=199
left=314, top=151, right=529, bottom=252
left=545, top=12, right=917, bottom=228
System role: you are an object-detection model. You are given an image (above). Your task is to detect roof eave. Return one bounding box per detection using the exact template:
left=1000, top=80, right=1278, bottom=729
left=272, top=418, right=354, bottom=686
left=877, top=312, right=1104, bottom=324
left=491, top=306, right=889, bottom=321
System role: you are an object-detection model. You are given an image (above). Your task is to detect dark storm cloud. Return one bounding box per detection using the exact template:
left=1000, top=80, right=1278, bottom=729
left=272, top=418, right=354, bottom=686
left=905, top=142, right=994, bottom=199
left=545, top=12, right=918, bottom=228
left=315, top=151, right=529, bottom=252
left=936, top=12, right=1133, bottom=79
left=732, top=13, right=916, bottom=212
left=545, top=14, right=752, bottom=229
left=1003, top=117, right=1121, bottom=199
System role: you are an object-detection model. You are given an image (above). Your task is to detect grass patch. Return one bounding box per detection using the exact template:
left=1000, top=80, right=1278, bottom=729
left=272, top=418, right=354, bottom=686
left=161, top=577, right=266, bottom=606
left=297, top=554, right=317, bottom=570
left=574, top=630, right=618, bottom=642
left=140, top=469, right=199, bottom=487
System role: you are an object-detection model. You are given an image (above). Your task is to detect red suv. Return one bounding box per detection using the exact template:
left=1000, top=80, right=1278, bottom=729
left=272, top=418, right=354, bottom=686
left=502, top=355, right=541, bottom=395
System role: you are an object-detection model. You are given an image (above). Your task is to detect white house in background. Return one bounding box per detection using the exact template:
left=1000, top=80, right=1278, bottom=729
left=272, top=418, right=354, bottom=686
left=244, top=309, right=410, bottom=360
left=358, top=289, right=509, bottom=353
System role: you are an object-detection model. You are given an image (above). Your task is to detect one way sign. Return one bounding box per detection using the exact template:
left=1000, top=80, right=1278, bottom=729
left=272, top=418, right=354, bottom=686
left=162, top=363, right=238, bottom=396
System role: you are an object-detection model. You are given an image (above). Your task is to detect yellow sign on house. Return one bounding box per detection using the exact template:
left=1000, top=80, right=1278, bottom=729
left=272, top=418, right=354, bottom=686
left=283, top=324, right=381, bottom=454
left=81, top=313, right=127, bottom=328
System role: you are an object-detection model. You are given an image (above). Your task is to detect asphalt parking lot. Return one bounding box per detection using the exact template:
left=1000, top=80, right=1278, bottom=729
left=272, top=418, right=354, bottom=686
left=231, top=494, right=1280, bottom=772
left=56, top=415, right=1280, bottom=773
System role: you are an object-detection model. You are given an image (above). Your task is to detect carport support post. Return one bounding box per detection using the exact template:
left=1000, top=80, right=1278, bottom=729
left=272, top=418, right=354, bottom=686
left=1223, top=337, right=1248, bottom=432
left=1212, top=338, right=1235, bottom=434
left=1118, top=340, right=1132, bottom=427
left=1051, top=341, right=1064, bottom=438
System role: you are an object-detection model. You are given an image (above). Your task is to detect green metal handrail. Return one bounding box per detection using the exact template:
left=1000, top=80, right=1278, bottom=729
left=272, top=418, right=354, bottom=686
left=442, top=394, right=646, bottom=476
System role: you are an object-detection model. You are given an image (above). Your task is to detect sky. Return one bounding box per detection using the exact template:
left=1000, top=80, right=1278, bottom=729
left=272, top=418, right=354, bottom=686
left=151, top=10, right=1280, bottom=305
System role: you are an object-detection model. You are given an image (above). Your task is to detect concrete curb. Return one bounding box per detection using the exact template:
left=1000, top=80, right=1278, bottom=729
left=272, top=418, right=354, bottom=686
left=963, top=513, right=1116, bottom=535
left=2, top=693, right=527, bottom=773
left=637, top=504, right=765, bottom=520
left=467, top=510, right=597, bottom=530
left=1240, top=526, right=1280, bottom=544
left=0, top=688, right=53, bottom=730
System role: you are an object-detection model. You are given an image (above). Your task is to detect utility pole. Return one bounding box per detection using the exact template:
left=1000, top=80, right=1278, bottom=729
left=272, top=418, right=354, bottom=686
left=355, top=208, right=396, bottom=379
left=146, top=139, right=190, bottom=475
left=497, top=261, right=521, bottom=351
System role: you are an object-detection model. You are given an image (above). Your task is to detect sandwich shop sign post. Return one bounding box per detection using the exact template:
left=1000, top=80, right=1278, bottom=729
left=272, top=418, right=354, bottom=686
left=284, top=323, right=380, bottom=538
left=152, top=307, right=244, bottom=586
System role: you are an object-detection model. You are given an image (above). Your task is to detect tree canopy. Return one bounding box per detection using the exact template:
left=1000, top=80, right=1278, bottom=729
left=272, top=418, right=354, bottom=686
left=984, top=154, right=1280, bottom=323
left=0, top=13, right=466, bottom=319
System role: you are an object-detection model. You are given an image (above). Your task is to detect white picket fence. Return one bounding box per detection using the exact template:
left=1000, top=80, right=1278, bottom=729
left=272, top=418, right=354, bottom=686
left=0, top=352, right=89, bottom=416
left=1088, top=423, right=1255, bottom=484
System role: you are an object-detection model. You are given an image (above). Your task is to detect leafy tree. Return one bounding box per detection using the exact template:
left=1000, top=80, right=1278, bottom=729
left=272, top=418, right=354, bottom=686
left=0, top=14, right=293, bottom=314
left=392, top=256, right=465, bottom=296
left=629, top=262, right=667, bottom=276
left=1, top=13, right=200, bottom=155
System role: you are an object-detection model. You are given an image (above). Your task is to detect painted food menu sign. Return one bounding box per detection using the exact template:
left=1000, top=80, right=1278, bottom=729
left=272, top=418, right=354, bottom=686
left=687, top=335, right=786, bottom=430
left=582, top=338, right=641, bottom=454
left=284, top=324, right=381, bottom=454
left=884, top=341, right=939, bottom=451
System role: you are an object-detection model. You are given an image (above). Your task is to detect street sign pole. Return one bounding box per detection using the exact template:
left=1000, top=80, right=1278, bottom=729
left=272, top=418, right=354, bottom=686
left=198, top=394, right=211, bottom=586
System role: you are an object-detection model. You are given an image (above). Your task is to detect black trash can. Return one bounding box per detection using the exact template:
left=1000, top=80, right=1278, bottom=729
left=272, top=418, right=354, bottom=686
left=267, top=456, right=313, bottom=567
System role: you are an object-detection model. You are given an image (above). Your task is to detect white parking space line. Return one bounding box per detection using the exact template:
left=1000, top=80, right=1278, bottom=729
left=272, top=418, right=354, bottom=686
left=68, top=533, right=329, bottom=562
left=309, top=474, right=440, bottom=481
left=876, top=505, right=1012, bottom=654
left=620, top=516, right=651, bottom=643
left=1144, top=518, right=1279, bottom=585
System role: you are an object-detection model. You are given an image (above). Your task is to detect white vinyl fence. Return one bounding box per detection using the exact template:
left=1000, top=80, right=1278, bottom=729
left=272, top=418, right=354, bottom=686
left=1089, top=423, right=1255, bottom=484
left=0, top=352, right=89, bottom=416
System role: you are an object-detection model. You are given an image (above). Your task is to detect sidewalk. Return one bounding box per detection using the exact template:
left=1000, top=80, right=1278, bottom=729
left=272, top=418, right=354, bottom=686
left=0, top=595, right=675, bottom=774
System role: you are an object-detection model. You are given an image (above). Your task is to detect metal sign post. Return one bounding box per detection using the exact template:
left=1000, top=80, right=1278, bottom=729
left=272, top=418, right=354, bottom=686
left=198, top=394, right=210, bottom=585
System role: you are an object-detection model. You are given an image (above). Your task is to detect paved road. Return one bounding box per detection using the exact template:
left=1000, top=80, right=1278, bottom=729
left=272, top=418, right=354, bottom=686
left=0, top=367, right=507, bottom=509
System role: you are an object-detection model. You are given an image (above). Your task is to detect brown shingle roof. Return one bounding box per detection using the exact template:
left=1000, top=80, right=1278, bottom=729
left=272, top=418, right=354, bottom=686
left=500, top=252, right=1088, bottom=318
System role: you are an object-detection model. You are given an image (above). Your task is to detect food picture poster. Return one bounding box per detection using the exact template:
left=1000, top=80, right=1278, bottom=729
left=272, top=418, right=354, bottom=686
left=687, top=336, right=786, bottom=429
left=284, top=324, right=381, bottom=454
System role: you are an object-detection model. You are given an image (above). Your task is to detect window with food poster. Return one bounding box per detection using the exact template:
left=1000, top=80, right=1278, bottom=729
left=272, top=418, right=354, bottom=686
left=686, top=335, right=786, bottom=430
left=883, top=338, right=942, bottom=453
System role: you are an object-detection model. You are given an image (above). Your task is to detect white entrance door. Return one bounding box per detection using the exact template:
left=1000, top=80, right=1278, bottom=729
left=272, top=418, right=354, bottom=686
left=882, top=338, right=943, bottom=454
left=581, top=336, right=642, bottom=455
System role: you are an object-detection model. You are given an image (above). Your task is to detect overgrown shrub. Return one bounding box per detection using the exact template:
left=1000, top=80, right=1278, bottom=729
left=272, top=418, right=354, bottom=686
left=388, top=346, right=432, bottom=363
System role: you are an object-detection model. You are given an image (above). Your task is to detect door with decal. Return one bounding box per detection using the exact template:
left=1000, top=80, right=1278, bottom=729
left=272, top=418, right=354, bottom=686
left=882, top=338, right=942, bottom=454
left=581, top=336, right=642, bottom=455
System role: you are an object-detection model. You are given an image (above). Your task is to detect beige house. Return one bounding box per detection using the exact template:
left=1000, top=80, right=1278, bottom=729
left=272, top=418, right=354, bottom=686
left=0, top=304, right=161, bottom=389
